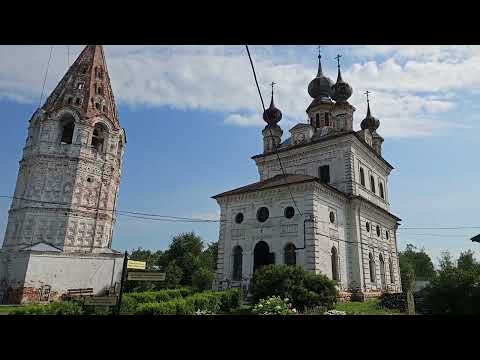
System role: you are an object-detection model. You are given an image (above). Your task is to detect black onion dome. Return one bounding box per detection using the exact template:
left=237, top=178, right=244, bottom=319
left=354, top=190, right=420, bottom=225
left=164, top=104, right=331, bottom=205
left=332, top=62, right=353, bottom=102
left=263, top=94, right=282, bottom=125
left=308, top=54, right=334, bottom=99
left=360, top=101, right=380, bottom=132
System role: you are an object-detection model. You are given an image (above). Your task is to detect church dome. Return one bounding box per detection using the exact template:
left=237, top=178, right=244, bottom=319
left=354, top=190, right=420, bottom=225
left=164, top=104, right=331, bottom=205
left=308, top=53, right=334, bottom=99
left=332, top=55, right=352, bottom=103
left=263, top=85, right=282, bottom=125
left=360, top=98, right=380, bottom=132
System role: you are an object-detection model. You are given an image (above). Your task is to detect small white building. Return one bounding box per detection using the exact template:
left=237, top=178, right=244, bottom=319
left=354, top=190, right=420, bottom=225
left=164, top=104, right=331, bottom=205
left=212, top=53, right=402, bottom=299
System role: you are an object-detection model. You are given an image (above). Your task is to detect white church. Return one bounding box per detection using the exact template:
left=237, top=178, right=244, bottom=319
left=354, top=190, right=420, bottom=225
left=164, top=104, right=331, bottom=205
left=213, top=52, right=402, bottom=300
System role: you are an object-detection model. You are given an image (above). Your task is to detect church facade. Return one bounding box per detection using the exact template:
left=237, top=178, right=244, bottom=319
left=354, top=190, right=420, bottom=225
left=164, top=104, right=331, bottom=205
left=0, top=46, right=126, bottom=303
left=213, top=53, right=402, bottom=299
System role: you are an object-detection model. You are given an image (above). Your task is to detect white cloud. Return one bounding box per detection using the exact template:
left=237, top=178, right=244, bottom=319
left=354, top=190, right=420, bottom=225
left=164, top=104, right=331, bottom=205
left=0, top=45, right=476, bottom=138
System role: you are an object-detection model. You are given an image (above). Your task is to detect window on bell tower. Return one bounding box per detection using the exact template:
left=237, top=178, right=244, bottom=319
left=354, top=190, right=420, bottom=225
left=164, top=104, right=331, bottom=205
left=315, top=113, right=320, bottom=128
left=370, top=175, right=376, bottom=193
left=325, top=112, right=330, bottom=127
left=360, top=167, right=365, bottom=187
left=319, top=165, right=330, bottom=184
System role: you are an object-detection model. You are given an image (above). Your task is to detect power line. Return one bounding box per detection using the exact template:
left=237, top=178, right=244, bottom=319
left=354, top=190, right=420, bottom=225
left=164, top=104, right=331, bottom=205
left=39, top=45, right=54, bottom=108
left=245, top=45, right=304, bottom=217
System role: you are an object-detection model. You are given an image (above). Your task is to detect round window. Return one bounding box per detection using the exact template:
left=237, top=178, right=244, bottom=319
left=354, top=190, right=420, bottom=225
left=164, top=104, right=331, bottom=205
left=87, top=177, right=93, bottom=183
left=366, top=222, right=370, bottom=232
left=284, top=206, right=295, bottom=219
left=329, top=211, right=335, bottom=224
left=376, top=225, right=381, bottom=237
left=257, top=207, right=269, bottom=223
left=235, top=213, right=244, bottom=224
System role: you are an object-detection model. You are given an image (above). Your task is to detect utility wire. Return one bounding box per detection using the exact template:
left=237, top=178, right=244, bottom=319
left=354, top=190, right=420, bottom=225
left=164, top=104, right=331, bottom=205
left=39, top=45, right=54, bottom=108
left=2, top=195, right=480, bottom=233
left=245, top=45, right=304, bottom=217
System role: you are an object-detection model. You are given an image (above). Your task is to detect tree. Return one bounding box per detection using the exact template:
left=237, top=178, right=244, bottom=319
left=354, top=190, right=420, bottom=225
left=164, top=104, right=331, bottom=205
left=199, top=242, right=218, bottom=271
left=399, top=244, right=435, bottom=281
left=164, top=260, right=183, bottom=288
left=422, top=250, right=480, bottom=315
left=125, top=248, right=164, bottom=292
left=192, top=267, right=215, bottom=291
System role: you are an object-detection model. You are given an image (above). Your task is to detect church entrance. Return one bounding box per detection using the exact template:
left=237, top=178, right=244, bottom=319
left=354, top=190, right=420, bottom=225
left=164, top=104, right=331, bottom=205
left=253, top=241, right=274, bottom=273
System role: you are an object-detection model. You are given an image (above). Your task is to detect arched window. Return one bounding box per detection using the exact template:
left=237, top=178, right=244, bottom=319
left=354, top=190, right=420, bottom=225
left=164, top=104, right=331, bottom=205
left=91, top=123, right=108, bottom=153
left=369, top=252, right=376, bottom=283
left=315, top=113, right=320, bottom=128
left=370, top=175, right=376, bottom=193
left=60, top=116, right=75, bottom=145
left=232, top=246, right=243, bottom=281
left=379, top=254, right=386, bottom=289
left=75, top=98, right=81, bottom=106
left=389, top=258, right=395, bottom=284
left=117, top=139, right=124, bottom=166
left=284, top=243, right=296, bottom=266
left=331, top=247, right=339, bottom=281
left=379, top=182, right=385, bottom=199
left=67, top=97, right=72, bottom=105
left=360, top=167, right=365, bottom=187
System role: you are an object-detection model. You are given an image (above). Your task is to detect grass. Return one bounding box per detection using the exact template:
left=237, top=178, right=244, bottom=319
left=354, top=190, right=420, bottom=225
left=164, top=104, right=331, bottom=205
left=0, top=306, right=24, bottom=315
left=335, top=299, right=405, bottom=315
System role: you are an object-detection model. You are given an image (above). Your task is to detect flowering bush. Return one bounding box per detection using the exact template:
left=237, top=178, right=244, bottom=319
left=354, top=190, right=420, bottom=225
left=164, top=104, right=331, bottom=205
left=252, top=296, right=297, bottom=315
left=323, top=310, right=346, bottom=315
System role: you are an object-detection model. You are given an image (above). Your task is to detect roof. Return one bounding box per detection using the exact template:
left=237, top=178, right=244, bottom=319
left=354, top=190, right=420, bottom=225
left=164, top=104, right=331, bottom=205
left=252, top=130, right=394, bottom=170
left=42, top=45, right=120, bottom=129
left=20, top=242, right=63, bottom=253
left=471, top=234, right=480, bottom=243
left=212, top=173, right=401, bottom=222
left=212, top=174, right=318, bottom=199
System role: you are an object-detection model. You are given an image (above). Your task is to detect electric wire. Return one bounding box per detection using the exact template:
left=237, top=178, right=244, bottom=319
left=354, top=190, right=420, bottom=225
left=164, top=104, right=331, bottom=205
left=38, top=45, right=54, bottom=108
left=245, top=45, right=304, bottom=217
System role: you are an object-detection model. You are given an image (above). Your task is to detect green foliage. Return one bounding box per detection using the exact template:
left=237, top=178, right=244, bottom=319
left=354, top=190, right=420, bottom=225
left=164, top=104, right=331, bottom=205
left=192, top=267, right=215, bottom=291
left=10, top=301, right=84, bottom=315
left=121, top=287, right=194, bottom=313
left=252, top=296, right=297, bottom=315
left=422, top=250, right=480, bottom=315
left=164, top=261, right=183, bottom=288
left=335, top=299, right=404, bottom=315
left=132, top=288, right=241, bottom=315
left=136, top=299, right=195, bottom=315
left=199, top=242, right=218, bottom=271
left=251, top=264, right=338, bottom=311
left=399, top=255, right=416, bottom=293
left=399, top=244, right=435, bottom=281
left=125, top=247, right=165, bottom=292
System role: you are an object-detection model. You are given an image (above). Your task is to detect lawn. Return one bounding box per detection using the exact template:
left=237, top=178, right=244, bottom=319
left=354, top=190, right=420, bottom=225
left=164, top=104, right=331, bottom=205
left=0, top=306, right=23, bottom=315
left=334, top=299, right=405, bottom=315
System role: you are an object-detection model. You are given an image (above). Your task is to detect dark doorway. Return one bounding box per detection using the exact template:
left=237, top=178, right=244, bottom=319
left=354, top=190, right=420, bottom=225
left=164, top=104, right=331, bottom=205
left=254, top=241, right=274, bottom=272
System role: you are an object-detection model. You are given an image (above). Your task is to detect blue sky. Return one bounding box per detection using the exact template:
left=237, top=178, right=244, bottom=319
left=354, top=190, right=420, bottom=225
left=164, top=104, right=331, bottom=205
left=0, top=45, right=479, bottom=265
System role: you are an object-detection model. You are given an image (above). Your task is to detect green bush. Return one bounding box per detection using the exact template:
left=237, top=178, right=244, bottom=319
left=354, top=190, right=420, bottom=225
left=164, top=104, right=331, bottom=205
left=192, top=267, right=215, bottom=291
left=121, top=287, right=196, bottom=313
left=251, top=265, right=338, bottom=311
left=10, top=301, right=84, bottom=315
left=133, top=288, right=241, bottom=315
left=252, top=296, right=296, bottom=315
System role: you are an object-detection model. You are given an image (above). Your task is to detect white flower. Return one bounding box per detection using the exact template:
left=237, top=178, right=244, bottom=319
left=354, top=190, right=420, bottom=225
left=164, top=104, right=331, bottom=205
left=292, top=309, right=297, bottom=313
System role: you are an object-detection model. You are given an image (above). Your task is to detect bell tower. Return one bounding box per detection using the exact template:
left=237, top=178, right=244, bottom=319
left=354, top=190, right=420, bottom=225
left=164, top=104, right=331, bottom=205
left=1, top=46, right=126, bottom=303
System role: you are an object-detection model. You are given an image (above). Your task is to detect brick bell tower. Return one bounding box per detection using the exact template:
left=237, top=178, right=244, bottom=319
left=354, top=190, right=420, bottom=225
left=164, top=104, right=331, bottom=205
left=0, top=45, right=126, bottom=304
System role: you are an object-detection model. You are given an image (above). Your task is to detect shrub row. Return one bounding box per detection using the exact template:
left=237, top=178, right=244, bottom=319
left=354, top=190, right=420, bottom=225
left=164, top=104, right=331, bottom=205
left=10, top=301, right=84, bottom=315
left=121, top=287, right=195, bottom=313
left=134, top=288, right=242, bottom=315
